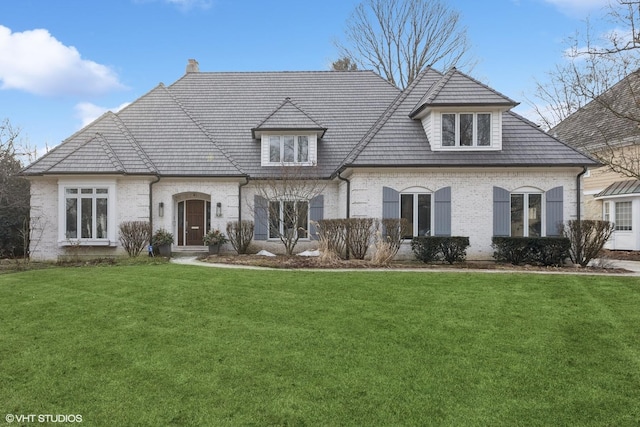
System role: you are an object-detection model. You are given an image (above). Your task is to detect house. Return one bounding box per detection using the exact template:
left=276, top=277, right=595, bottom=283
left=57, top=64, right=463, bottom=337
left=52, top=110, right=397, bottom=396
left=23, top=60, right=597, bottom=260
left=551, top=71, right=640, bottom=251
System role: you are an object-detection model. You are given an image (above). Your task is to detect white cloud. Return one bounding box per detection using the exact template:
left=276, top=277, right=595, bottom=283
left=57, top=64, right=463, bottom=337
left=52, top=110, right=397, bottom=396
left=0, top=25, right=125, bottom=97
left=543, top=0, right=609, bottom=16
left=75, top=102, right=130, bottom=128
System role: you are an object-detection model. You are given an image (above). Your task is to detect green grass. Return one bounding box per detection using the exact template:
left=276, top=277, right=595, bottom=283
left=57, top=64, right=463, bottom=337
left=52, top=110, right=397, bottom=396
left=1, top=265, right=639, bottom=426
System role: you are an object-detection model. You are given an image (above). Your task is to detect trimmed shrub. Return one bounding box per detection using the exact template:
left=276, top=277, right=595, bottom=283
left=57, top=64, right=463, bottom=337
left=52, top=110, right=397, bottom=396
left=226, top=220, right=254, bottom=254
left=411, top=236, right=470, bottom=264
left=119, top=221, right=151, bottom=257
left=492, top=237, right=570, bottom=266
left=534, top=238, right=571, bottom=267
left=411, top=237, right=441, bottom=263
left=439, top=236, right=470, bottom=264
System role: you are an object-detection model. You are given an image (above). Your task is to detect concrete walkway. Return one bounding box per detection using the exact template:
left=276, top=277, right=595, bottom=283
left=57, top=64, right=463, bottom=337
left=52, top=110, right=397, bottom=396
left=171, top=256, right=640, bottom=277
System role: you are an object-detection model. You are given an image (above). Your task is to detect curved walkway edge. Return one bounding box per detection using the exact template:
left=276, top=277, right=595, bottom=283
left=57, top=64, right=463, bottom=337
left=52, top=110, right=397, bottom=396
left=171, top=257, right=640, bottom=277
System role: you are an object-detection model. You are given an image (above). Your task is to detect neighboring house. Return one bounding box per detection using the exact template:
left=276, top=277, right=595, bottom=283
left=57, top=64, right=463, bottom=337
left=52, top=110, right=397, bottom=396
left=552, top=71, right=640, bottom=251
left=23, top=60, right=596, bottom=260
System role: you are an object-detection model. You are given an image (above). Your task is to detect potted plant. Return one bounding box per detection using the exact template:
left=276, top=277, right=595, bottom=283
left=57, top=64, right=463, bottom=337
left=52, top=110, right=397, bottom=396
left=203, top=229, right=228, bottom=255
left=152, top=228, right=174, bottom=257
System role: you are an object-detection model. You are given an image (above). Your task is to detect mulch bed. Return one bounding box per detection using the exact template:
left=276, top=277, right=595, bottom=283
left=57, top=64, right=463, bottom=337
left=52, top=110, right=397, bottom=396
left=203, top=254, right=632, bottom=274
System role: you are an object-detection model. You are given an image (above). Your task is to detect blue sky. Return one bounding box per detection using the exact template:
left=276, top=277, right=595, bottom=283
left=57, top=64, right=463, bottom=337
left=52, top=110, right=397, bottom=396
left=1, top=0, right=612, bottom=156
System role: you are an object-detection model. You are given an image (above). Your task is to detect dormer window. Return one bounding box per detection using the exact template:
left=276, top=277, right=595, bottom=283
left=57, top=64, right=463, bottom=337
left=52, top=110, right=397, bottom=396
left=261, top=133, right=317, bottom=166
left=269, top=135, right=309, bottom=164
left=442, top=113, right=491, bottom=147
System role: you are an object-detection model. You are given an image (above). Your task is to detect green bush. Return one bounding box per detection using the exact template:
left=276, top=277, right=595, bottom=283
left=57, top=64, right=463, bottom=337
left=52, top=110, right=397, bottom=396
left=492, top=237, right=570, bottom=266
left=411, top=236, right=470, bottom=264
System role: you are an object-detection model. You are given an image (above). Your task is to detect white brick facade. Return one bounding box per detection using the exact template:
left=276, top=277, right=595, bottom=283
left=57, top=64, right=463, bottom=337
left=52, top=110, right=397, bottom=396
left=29, top=168, right=583, bottom=261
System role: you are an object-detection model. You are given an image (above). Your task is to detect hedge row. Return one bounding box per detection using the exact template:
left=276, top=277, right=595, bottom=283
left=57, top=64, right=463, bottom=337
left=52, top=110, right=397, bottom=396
left=411, top=236, right=470, bottom=264
left=491, top=237, right=570, bottom=266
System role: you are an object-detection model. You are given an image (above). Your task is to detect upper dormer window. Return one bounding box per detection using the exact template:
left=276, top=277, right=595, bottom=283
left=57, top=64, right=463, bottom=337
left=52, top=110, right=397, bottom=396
left=261, top=133, right=317, bottom=166
left=442, top=113, right=491, bottom=147
left=269, top=135, right=309, bottom=163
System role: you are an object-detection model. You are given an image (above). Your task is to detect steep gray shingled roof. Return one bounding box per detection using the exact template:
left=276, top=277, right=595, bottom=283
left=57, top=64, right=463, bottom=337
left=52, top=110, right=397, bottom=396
left=24, top=66, right=596, bottom=178
left=551, top=70, right=640, bottom=154
left=165, top=70, right=399, bottom=178
left=344, top=67, right=598, bottom=168
left=23, top=83, right=246, bottom=176
left=409, top=68, right=517, bottom=118
left=252, top=97, right=327, bottom=138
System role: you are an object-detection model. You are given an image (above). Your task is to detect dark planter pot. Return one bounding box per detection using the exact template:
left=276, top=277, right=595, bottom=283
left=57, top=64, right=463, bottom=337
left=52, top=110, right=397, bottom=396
left=208, top=244, right=221, bottom=255
left=158, top=244, right=172, bottom=257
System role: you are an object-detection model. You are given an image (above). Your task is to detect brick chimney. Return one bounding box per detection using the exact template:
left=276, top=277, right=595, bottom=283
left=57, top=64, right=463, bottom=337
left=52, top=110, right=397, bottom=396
left=186, top=59, right=199, bottom=73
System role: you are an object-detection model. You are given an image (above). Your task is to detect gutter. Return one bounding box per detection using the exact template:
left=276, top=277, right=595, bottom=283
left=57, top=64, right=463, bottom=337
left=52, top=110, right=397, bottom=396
left=337, top=171, right=351, bottom=218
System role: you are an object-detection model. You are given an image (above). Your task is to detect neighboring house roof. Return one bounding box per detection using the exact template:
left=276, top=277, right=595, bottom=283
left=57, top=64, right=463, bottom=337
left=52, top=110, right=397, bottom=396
left=551, top=70, right=640, bottom=154
left=343, top=68, right=597, bottom=169
left=23, top=65, right=596, bottom=178
left=596, top=179, right=640, bottom=198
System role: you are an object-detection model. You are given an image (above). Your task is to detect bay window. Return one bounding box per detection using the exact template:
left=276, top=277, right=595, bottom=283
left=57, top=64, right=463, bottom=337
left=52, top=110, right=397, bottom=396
left=614, top=201, right=632, bottom=231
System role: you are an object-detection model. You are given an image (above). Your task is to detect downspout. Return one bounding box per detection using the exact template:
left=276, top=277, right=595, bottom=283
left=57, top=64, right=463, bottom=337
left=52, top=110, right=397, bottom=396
left=149, top=175, right=161, bottom=231
left=238, top=177, right=249, bottom=222
left=337, top=171, right=351, bottom=219
left=337, top=171, right=351, bottom=260
left=576, top=166, right=588, bottom=221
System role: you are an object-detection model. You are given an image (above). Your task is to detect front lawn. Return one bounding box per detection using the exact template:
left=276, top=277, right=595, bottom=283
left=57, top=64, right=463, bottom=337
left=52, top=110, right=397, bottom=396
left=1, top=265, right=639, bottom=426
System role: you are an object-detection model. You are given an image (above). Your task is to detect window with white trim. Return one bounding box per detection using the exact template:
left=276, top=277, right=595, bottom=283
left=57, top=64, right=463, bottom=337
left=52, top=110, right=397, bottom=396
left=615, top=201, right=632, bottom=231
left=511, top=192, right=542, bottom=237
left=269, top=135, right=310, bottom=164
left=65, top=187, right=109, bottom=239
left=268, top=200, right=309, bottom=239
left=603, top=202, right=611, bottom=222
left=442, top=112, right=491, bottom=147
left=400, top=193, right=431, bottom=238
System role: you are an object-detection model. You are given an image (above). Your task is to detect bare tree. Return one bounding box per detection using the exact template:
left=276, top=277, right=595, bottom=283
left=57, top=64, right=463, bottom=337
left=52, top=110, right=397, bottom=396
left=335, top=0, right=474, bottom=89
left=253, top=165, right=326, bottom=256
left=531, top=1, right=640, bottom=180
left=0, top=119, right=33, bottom=258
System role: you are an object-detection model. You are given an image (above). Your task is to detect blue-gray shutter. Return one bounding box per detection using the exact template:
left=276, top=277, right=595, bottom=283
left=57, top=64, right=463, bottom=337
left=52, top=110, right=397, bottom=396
left=254, top=195, right=268, bottom=241
left=383, top=187, right=399, bottom=219
left=433, top=186, right=451, bottom=236
left=309, top=195, right=324, bottom=240
left=493, top=186, right=511, bottom=237
left=545, top=186, right=563, bottom=236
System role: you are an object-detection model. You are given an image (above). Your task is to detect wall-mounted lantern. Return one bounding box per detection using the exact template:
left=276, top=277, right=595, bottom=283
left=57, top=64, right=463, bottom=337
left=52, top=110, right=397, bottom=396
left=159, top=202, right=164, bottom=217
left=216, top=202, right=222, bottom=217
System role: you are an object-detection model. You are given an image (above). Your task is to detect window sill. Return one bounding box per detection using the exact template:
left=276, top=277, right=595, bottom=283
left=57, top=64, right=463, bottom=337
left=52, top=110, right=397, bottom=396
left=58, top=240, right=116, bottom=247
left=432, top=146, right=500, bottom=151
left=263, top=162, right=315, bottom=167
